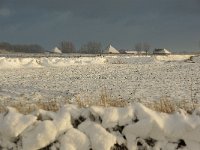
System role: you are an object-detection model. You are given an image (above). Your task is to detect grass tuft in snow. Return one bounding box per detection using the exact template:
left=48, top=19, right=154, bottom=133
left=143, top=97, right=200, bottom=114
left=76, top=89, right=128, bottom=107
left=0, top=94, right=199, bottom=114
left=0, top=100, right=62, bottom=114
left=146, top=97, right=175, bottom=113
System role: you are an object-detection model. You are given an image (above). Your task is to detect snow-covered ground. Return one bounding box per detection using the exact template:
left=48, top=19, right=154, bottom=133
left=1, top=55, right=200, bottom=149
left=1, top=103, right=200, bottom=150
left=0, top=55, right=199, bottom=104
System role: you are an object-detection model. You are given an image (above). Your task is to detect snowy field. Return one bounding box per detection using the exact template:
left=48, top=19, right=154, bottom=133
left=0, top=55, right=199, bottom=104
left=1, top=55, right=200, bottom=150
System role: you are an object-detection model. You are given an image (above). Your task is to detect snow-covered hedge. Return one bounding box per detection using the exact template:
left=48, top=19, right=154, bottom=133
left=1, top=103, right=200, bottom=150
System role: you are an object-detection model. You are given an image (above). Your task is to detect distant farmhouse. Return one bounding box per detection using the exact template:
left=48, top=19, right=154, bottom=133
left=104, top=45, right=120, bottom=54
left=125, top=50, right=138, bottom=54
left=51, top=47, right=62, bottom=54
left=125, top=50, right=147, bottom=55
left=104, top=44, right=149, bottom=55
left=153, top=48, right=171, bottom=55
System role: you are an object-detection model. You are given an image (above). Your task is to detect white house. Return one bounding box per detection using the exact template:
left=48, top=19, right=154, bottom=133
left=125, top=50, right=138, bottom=54
left=153, top=48, right=171, bottom=55
left=52, top=47, right=62, bottom=54
left=104, top=45, right=120, bottom=54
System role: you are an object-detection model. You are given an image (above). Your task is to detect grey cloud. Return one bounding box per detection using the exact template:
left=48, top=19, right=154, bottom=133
left=0, top=8, right=10, bottom=17
left=0, top=0, right=199, bottom=51
left=6, top=0, right=200, bottom=20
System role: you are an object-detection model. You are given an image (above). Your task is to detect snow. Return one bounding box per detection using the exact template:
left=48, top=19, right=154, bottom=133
left=0, top=107, right=36, bottom=140
left=0, top=57, right=107, bottom=68
left=52, top=107, right=73, bottom=136
left=105, top=55, right=155, bottom=64
left=51, top=47, right=62, bottom=54
left=78, top=120, right=116, bottom=150
left=153, top=48, right=171, bottom=55
left=58, top=128, right=90, bottom=150
left=21, top=120, right=57, bottom=150
left=0, top=104, right=200, bottom=149
left=0, top=55, right=196, bottom=69
left=155, top=55, right=193, bottom=61
left=90, top=105, right=135, bottom=128
left=32, top=109, right=55, bottom=121
left=0, top=54, right=200, bottom=149
left=104, top=45, right=120, bottom=53
left=0, top=55, right=199, bottom=104
left=191, top=55, right=200, bottom=63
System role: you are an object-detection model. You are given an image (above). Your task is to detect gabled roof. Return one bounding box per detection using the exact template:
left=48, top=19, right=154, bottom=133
left=153, top=48, right=171, bottom=54
left=104, top=45, right=120, bottom=54
left=52, top=47, right=62, bottom=53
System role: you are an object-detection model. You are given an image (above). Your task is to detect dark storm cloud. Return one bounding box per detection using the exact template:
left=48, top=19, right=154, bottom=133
left=0, top=0, right=200, bottom=51
left=4, top=0, right=200, bottom=20
left=1, top=0, right=199, bottom=28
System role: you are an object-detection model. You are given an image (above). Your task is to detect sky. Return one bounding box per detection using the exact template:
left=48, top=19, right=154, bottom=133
left=0, top=0, right=200, bottom=52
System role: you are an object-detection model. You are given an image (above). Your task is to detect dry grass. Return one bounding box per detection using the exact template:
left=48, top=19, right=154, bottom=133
left=146, top=98, right=176, bottom=113
left=0, top=100, right=62, bottom=114
left=0, top=90, right=128, bottom=114
left=143, top=97, right=200, bottom=114
left=76, top=89, right=128, bottom=108
left=0, top=94, right=199, bottom=114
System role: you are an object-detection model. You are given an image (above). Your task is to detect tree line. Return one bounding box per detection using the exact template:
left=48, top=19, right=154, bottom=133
left=0, top=41, right=151, bottom=54
left=58, top=41, right=151, bottom=54
left=58, top=41, right=102, bottom=54
left=0, top=42, right=44, bottom=53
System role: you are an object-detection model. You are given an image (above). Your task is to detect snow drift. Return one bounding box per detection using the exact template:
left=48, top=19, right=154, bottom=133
left=0, top=56, right=156, bottom=69
left=0, top=55, right=196, bottom=69
left=0, top=57, right=107, bottom=69
left=154, top=55, right=194, bottom=61
left=1, top=103, right=200, bottom=150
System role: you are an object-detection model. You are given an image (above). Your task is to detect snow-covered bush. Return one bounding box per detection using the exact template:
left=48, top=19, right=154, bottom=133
left=0, top=103, right=200, bottom=149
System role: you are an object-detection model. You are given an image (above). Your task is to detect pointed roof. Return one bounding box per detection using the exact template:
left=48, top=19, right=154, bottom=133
left=153, top=48, right=171, bottom=54
left=104, top=44, right=120, bottom=54
left=52, top=47, right=62, bottom=53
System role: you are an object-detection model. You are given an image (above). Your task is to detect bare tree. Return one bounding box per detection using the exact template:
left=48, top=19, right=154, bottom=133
left=79, top=41, right=101, bottom=54
left=59, top=41, right=76, bottom=53
left=143, top=42, right=151, bottom=55
left=134, top=42, right=143, bottom=51
left=134, top=42, right=151, bottom=55
left=0, top=42, right=44, bottom=53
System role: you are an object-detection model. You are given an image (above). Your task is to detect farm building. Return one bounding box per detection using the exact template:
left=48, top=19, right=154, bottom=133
left=52, top=47, right=62, bottom=54
left=104, top=45, right=120, bottom=54
left=125, top=50, right=138, bottom=54
left=153, top=48, right=171, bottom=55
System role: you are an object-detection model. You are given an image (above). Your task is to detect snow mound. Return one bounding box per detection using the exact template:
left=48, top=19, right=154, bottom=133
left=78, top=121, right=116, bottom=150
left=1, top=103, right=200, bottom=149
left=0, top=107, right=36, bottom=140
left=0, top=55, right=198, bottom=69
left=52, top=107, right=73, bottom=135
left=22, top=121, right=57, bottom=150
left=155, top=55, right=193, bottom=61
left=58, top=128, right=90, bottom=150
left=90, top=105, right=135, bottom=128
left=0, top=57, right=107, bottom=69
left=0, top=57, right=42, bottom=68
